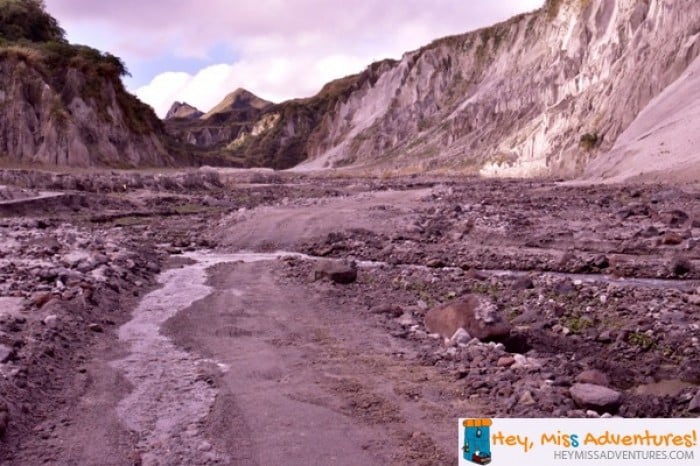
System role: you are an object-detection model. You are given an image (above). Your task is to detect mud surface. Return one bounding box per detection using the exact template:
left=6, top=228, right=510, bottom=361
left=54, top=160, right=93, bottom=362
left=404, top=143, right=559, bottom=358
left=0, top=169, right=699, bottom=465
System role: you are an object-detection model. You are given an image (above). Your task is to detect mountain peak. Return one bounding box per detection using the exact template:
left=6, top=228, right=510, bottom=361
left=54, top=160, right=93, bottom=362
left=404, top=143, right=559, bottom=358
left=165, top=102, right=203, bottom=120
left=202, top=89, right=272, bottom=120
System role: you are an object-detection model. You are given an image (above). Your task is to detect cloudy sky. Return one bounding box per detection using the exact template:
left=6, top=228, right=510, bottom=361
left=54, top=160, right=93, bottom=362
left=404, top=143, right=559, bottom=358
left=44, top=1, right=544, bottom=117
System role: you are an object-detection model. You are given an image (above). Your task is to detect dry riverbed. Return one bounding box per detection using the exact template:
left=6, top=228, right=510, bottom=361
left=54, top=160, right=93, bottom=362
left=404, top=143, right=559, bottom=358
left=0, top=169, right=698, bottom=465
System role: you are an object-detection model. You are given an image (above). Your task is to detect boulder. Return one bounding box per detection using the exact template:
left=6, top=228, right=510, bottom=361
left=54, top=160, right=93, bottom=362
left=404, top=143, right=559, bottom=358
left=313, top=259, right=357, bottom=284
left=570, top=383, right=622, bottom=413
left=424, top=294, right=511, bottom=343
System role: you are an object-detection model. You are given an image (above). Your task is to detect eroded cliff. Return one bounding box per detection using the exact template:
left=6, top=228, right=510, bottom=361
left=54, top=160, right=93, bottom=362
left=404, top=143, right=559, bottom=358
left=0, top=1, right=171, bottom=167
left=221, top=0, right=700, bottom=175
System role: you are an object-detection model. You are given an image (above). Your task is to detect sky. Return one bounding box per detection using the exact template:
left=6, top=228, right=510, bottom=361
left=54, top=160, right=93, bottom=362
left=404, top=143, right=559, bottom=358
left=44, top=1, right=544, bottom=117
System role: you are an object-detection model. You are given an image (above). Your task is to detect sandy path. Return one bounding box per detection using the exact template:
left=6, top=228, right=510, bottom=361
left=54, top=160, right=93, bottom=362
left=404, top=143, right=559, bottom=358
left=160, top=257, right=470, bottom=465
left=218, top=188, right=432, bottom=250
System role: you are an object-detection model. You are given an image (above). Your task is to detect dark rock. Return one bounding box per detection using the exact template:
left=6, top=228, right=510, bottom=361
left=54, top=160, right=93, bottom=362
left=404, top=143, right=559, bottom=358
left=553, top=279, right=577, bottom=296
left=592, top=255, right=610, bottom=269
left=0, top=406, right=8, bottom=438
left=670, top=257, right=693, bottom=276
left=570, top=383, right=622, bottom=413
left=426, top=258, right=445, bottom=268
left=313, top=259, right=357, bottom=284
left=662, top=210, right=689, bottom=228
left=0, top=344, right=13, bottom=363
left=88, top=323, right=104, bottom=333
left=637, top=225, right=659, bottom=238
left=512, top=276, right=535, bottom=290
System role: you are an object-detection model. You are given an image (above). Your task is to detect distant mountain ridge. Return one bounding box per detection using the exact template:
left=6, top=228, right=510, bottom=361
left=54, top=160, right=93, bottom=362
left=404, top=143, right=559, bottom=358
left=174, top=0, right=700, bottom=176
left=164, top=88, right=273, bottom=154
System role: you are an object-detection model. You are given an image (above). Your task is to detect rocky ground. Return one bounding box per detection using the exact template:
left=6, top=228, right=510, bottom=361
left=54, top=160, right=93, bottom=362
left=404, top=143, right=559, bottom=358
left=0, top=169, right=698, bottom=464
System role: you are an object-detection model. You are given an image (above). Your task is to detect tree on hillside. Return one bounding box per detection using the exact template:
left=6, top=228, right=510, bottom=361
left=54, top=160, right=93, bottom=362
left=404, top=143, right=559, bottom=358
left=0, top=0, right=65, bottom=42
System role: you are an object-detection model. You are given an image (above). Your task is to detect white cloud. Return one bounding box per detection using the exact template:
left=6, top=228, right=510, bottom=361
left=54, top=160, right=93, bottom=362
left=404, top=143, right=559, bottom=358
left=46, top=0, right=545, bottom=117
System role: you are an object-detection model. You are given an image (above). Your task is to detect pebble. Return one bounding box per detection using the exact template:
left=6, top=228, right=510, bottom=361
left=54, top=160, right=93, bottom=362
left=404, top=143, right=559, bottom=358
left=497, top=356, right=515, bottom=367
left=43, top=315, right=59, bottom=328
left=88, top=323, right=104, bottom=333
left=519, top=391, right=536, bottom=406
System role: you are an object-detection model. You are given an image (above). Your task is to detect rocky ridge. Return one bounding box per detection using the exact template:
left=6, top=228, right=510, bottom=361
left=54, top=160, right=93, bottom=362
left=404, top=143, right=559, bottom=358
left=165, top=88, right=272, bottom=153
left=165, top=102, right=203, bottom=120
left=196, top=0, right=700, bottom=175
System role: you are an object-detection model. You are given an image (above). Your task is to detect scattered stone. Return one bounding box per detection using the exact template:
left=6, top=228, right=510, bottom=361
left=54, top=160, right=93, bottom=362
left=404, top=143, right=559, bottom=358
left=424, top=294, right=511, bottom=343
left=519, top=391, right=536, bottom=406
left=662, top=232, right=684, bottom=246
left=396, top=313, right=418, bottom=327
left=146, top=261, right=161, bottom=273
left=512, top=276, right=535, bottom=290
left=371, top=304, right=404, bottom=317
left=0, top=404, right=8, bottom=438
left=670, top=257, right=693, bottom=276
left=576, top=369, right=611, bottom=387
left=592, top=255, right=609, bottom=269
left=553, top=280, right=577, bottom=296
left=597, top=331, right=613, bottom=343
left=30, top=292, right=52, bottom=308
left=0, top=344, right=13, bottom=363
left=687, top=294, right=700, bottom=306
left=569, top=383, right=622, bottom=413
left=512, top=354, right=542, bottom=370
left=426, top=258, right=445, bottom=268
left=497, top=356, right=515, bottom=367
left=449, top=328, right=472, bottom=346
left=638, top=225, right=659, bottom=238
left=662, top=210, right=689, bottom=228
left=43, top=315, right=59, bottom=328
left=688, top=390, right=700, bottom=413
left=88, top=323, right=104, bottom=333
left=313, top=259, right=358, bottom=284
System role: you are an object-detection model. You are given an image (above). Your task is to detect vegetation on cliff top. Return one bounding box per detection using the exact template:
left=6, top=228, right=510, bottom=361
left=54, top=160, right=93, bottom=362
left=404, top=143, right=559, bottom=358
left=0, top=0, right=160, bottom=136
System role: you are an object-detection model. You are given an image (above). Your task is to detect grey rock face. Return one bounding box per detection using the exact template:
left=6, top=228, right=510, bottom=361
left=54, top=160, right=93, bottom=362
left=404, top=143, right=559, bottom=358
left=236, top=0, right=700, bottom=176
left=0, top=58, right=171, bottom=167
